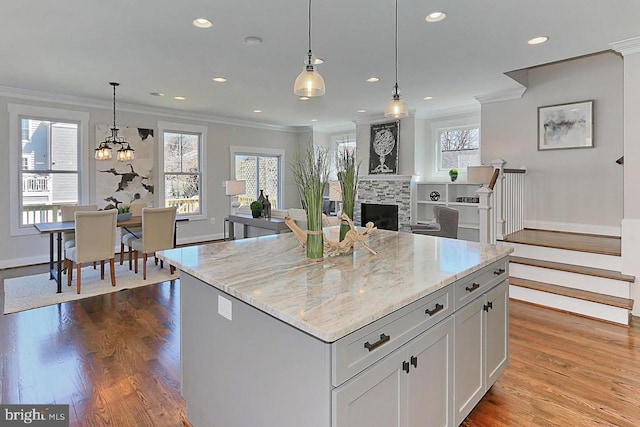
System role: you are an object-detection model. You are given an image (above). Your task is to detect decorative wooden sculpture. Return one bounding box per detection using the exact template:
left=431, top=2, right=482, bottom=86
left=284, top=214, right=377, bottom=256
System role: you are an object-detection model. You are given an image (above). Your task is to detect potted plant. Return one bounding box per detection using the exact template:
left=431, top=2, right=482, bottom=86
left=291, top=142, right=329, bottom=260
left=250, top=201, right=263, bottom=218
left=117, top=205, right=132, bottom=221
left=336, top=148, right=360, bottom=242
left=449, top=168, right=459, bottom=182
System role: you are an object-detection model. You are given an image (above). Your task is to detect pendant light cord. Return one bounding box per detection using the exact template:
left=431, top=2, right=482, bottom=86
left=394, top=0, right=399, bottom=95
left=112, top=84, right=117, bottom=130
left=307, top=0, right=313, bottom=59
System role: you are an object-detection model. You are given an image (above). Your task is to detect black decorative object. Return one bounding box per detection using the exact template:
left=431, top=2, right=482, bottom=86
left=257, top=190, right=267, bottom=216
left=430, top=191, right=440, bottom=201
left=263, top=195, right=272, bottom=218
left=369, top=121, right=399, bottom=174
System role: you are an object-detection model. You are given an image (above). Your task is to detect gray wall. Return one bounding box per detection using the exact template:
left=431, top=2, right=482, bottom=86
left=481, top=52, right=623, bottom=234
left=0, top=94, right=305, bottom=267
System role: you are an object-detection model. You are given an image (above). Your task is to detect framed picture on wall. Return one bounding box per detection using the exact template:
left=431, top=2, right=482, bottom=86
left=369, top=120, right=399, bottom=174
left=538, top=100, right=594, bottom=150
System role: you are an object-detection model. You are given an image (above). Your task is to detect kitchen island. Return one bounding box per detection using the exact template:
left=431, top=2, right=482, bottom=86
left=159, top=228, right=513, bottom=427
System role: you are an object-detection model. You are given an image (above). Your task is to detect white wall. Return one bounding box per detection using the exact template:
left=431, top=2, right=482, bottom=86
left=0, top=94, right=304, bottom=267
left=481, top=52, right=623, bottom=234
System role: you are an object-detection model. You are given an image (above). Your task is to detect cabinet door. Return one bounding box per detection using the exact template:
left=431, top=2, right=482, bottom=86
left=333, top=348, right=407, bottom=427
left=453, top=297, right=485, bottom=426
left=485, top=280, right=509, bottom=388
left=406, top=317, right=454, bottom=427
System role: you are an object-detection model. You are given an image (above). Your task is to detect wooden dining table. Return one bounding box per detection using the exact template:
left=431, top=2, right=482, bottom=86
left=34, top=215, right=188, bottom=293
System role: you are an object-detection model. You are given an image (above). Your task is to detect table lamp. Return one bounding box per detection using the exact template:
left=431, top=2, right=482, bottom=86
left=225, top=180, right=246, bottom=214
left=329, top=180, right=342, bottom=216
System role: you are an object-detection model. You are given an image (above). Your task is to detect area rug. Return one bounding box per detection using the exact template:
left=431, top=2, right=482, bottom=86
left=3, top=263, right=179, bottom=314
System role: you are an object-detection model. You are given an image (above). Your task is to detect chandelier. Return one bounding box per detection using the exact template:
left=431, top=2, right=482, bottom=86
left=95, top=82, right=135, bottom=161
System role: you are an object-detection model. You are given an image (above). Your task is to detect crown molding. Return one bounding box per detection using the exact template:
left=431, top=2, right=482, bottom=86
left=474, top=87, right=527, bottom=104
left=610, top=36, right=640, bottom=56
left=0, top=85, right=304, bottom=133
left=313, top=123, right=356, bottom=134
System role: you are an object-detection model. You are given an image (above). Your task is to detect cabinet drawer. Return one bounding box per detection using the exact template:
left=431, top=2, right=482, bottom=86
left=332, top=285, right=452, bottom=387
left=455, top=259, right=508, bottom=309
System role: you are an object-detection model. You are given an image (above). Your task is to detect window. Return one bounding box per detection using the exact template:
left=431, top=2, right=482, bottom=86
left=437, top=126, right=480, bottom=171
left=9, top=104, right=89, bottom=236
left=231, top=146, right=284, bottom=209
left=158, top=122, right=207, bottom=219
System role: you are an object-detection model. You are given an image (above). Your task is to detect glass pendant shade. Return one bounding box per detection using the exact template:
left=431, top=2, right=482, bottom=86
left=385, top=94, right=409, bottom=118
left=294, top=64, right=325, bottom=97
left=94, top=143, right=112, bottom=160
left=117, top=144, right=135, bottom=162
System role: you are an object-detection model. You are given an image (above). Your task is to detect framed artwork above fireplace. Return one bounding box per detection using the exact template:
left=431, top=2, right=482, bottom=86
left=369, top=121, right=399, bottom=175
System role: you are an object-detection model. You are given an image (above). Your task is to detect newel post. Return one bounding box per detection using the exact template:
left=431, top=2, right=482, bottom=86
left=490, top=158, right=507, bottom=241
left=476, top=186, right=494, bottom=244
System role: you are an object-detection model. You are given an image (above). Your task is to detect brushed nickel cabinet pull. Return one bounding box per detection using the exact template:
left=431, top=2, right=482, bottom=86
left=364, top=333, right=390, bottom=352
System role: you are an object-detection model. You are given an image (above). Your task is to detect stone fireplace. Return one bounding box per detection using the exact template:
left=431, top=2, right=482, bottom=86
left=355, top=175, right=412, bottom=232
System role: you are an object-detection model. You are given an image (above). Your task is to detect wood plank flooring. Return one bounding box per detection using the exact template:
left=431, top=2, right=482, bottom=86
left=2, top=266, right=639, bottom=426
left=504, top=229, right=622, bottom=256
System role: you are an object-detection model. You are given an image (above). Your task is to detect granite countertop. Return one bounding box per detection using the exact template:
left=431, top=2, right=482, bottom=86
left=158, top=228, right=513, bottom=342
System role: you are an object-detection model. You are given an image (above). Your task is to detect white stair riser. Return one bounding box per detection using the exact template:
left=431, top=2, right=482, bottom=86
left=510, top=264, right=631, bottom=299
left=509, top=285, right=630, bottom=325
left=500, top=242, right=621, bottom=271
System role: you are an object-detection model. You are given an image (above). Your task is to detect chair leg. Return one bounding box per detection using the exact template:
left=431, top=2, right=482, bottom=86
left=160, top=259, right=164, bottom=269
left=77, top=262, right=82, bottom=294
left=170, top=265, right=175, bottom=274
left=143, top=253, right=148, bottom=280
left=155, top=256, right=158, bottom=266
left=67, top=260, right=72, bottom=287
left=93, top=261, right=96, bottom=269
left=128, top=246, right=133, bottom=270
left=100, top=260, right=105, bottom=280
left=134, top=251, right=139, bottom=273
left=110, top=258, right=116, bottom=287
left=120, top=243, right=125, bottom=265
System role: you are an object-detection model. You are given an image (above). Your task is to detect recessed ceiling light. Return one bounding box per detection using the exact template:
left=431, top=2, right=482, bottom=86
left=357, top=109, right=366, bottom=113
left=367, top=77, right=380, bottom=83
left=299, top=96, right=310, bottom=101
left=174, top=96, right=187, bottom=101
left=425, top=11, right=446, bottom=23
left=192, top=18, right=212, bottom=28
left=253, top=109, right=262, bottom=113
left=150, top=92, right=165, bottom=97
left=212, top=77, right=227, bottom=82
left=311, top=119, right=318, bottom=122
left=528, top=36, right=549, bottom=45
left=423, top=96, right=433, bottom=100
left=244, top=36, right=263, bottom=45
left=314, top=58, right=324, bottom=65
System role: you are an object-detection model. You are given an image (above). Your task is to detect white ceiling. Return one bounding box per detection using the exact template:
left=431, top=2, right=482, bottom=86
left=1, top=0, right=639, bottom=131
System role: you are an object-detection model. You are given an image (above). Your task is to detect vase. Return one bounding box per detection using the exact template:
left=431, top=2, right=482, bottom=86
left=251, top=210, right=261, bottom=218
left=306, top=198, right=324, bottom=260
left=450, top=175, right=457, bottom=182
left=257, top=190, right=267, bottom=217
left=263, top=195, right=272, bottom=219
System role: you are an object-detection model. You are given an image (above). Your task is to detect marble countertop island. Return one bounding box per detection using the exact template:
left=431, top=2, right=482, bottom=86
left=159, top=228, right=512, bottom=342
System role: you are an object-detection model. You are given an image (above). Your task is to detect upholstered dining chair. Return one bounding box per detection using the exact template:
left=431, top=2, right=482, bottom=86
left=61, top=204, right=98, bottom=271
left=410, top=205, right=459, bottom=239
left=127, top=207, right=177, bottom=280
left=65, top=209, right=118, bottom=294
left=120, top=201, right=147, bottom=267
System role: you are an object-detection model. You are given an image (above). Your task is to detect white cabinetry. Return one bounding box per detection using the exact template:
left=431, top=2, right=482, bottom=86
left=413, top=181, right=481, bottom=241
left=453, top=280, right=509, bottom=425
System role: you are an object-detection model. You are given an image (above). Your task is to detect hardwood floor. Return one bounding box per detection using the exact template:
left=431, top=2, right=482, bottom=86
left=504, top=229, right=622, bottom=256
left=2, top=266, right=639, bottom=426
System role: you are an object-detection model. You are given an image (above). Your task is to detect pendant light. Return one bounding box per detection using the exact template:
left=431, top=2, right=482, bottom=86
left=95, top=82, right=135, bottom=161
left=384, top=0, right=409, bottom=118
left=293, top=0, right=325, bottom=97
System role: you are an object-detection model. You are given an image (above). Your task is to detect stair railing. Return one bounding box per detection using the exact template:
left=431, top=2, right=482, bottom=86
left=491, top=159, right=527, bottom=240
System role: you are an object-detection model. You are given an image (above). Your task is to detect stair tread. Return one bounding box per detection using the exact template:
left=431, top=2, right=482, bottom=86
left=502, top=229, right=621, bottom=256
left=509, top=256, right=635, bottom=283
left=509, top=276, right=634, bottom=310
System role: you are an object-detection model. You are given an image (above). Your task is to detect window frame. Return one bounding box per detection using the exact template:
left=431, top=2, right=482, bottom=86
left=430, top=114, right=481, bottom=178
left=158, top=121, right=207, bottom=221
left=9, top=104, right=89, bottom=237
left=230, top=145, right=285, bottom=209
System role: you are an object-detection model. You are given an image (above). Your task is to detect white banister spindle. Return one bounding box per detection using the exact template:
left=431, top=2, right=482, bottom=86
left=499, top=166, right=527, bottom=238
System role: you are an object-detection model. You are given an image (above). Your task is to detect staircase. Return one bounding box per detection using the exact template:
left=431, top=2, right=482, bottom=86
left=499, top=229, right=635, bottom=325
